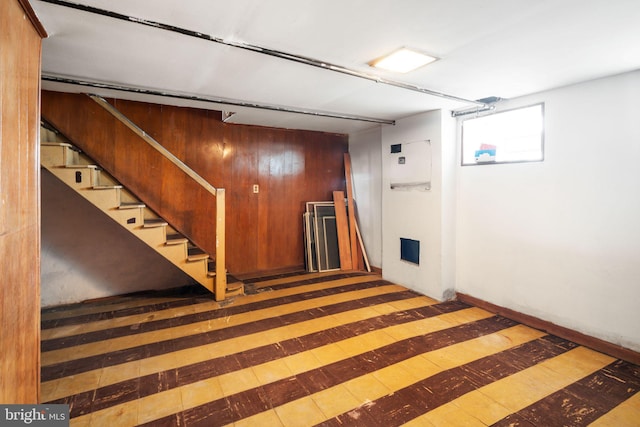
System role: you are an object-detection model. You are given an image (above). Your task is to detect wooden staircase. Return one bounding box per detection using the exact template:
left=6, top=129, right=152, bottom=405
left=40, top=128, right=244, bottom=300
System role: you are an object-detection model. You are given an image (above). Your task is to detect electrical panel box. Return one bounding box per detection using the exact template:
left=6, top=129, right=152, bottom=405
left=389, top=140, right=432, bottom=190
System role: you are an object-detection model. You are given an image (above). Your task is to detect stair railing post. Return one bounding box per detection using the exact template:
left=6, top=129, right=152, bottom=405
left=215, top=188, right=226, bottom=301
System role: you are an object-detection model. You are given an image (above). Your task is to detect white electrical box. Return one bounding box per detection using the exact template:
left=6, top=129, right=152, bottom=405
left=389, top=140, right=432, bottom=190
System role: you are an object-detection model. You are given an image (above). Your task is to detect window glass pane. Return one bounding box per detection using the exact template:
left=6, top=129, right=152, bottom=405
left=462, top=104, right=544, bottom=165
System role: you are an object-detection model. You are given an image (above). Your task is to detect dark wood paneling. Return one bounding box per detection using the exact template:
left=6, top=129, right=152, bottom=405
left=225, top=124, right=260, bottom=273
left=0, top=0, right=43, bottom=403
left=41, top=92, right=348, bottom=274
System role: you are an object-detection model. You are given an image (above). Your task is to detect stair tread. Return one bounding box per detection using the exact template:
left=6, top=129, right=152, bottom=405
left=119, top=202, right=146, bottom=209
left=41, top=142, right=73, bottom=147
left=227, top=281, right=243, bottom=291
left=93, top=184, right=123, bottom=190
left=64, top=164, right=98, bottom=169
left=167, top=233, right=186, bottom=239
left=207, top=262, right=227, bottom=277
left=143, top=218, right=168, bottom=228
left=187, top=247, right=209, bottom=260
left=226, top=283, right=244, bottom=297
left=166, top=234, right=188, bottom=245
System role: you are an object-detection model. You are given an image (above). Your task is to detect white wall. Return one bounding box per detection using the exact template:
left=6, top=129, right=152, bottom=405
left=379, top=110, right=456, bottom=300
left=456, top=70, right=640, bottom=351
left=349, top=126, right=383, bottom=269
left=350, top=70, right=640, bottom=352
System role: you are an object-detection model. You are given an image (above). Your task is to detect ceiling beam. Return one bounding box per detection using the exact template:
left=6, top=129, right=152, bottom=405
left=41, top=74, right=396, bottom=125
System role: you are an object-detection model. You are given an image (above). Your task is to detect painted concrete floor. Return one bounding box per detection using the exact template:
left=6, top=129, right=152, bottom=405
left=40, top=271, right=640, bottom=426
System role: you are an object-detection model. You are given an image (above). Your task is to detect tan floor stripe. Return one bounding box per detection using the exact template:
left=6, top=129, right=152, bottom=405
left=42, top=299, right=214, bottom=340
left=42, top=295, right=436, bottom=402
left=42, top=272, right=354, bottom=323
left=313, top=325, right=545, bottom=419
left=68, top=307, right=493, bottom=425
left=43, top=274, right=378, bottom=339
left=589, top=391, right=640, bottom=426
left=40, top=295, right=191, bottom=318
left=403, top=346, right=615, bottom=426
left=247, top=271, right=355, bottom=288
left=41, top=282, right=408, bottom=365
left=43, top=272, right=639, bottom=427
left=41, top=296, right=190, bottom=321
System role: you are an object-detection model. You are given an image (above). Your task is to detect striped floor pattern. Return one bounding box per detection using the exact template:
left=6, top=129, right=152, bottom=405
left=40, top=271, right=640, bottom=426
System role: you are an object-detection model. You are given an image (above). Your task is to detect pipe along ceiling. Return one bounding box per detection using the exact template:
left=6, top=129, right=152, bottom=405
left=40, top=0, right=487, bottom=124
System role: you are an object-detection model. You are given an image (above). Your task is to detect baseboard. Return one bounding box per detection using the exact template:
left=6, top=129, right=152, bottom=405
left=456, top=292, right=640, bottom=365
left=234, top=265, right=306, bottom=280
left=370, top=266, right=382, bottom=275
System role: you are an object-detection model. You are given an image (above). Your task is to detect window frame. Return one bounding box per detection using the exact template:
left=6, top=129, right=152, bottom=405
left=460, top=102, right=545, bottom=166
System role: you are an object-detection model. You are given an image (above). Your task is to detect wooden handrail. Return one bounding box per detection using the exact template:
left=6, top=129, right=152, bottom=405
left=89, top=95, right=218, bottom=195
left=89, top=94, right=227, bottom=300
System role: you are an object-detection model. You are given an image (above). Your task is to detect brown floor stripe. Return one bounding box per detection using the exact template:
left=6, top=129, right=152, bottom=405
left=40, top=296, right=210, bottom=330
left=41, top=284, right=420, bottom=381
left=241, top=270, right=311, bottom=283
left=40, top=272, right=364, bottom=330
left=42, top=272, right=640, bottom=427
left=41, top=276, right=391, bottom=352
left=317, top=336, right=580, bottom=427
left=139, top=316, right=521, bottom=426
left=252, top=272, right=370, bottom=290
left=40, top=290, right=187, bottom=317
left=46, top=298, right=469, bottom=417
left=490, top=360, right=640, bottom=426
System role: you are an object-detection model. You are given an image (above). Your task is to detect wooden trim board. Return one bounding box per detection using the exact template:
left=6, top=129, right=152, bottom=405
left=457, top=292, right=640, bottom=365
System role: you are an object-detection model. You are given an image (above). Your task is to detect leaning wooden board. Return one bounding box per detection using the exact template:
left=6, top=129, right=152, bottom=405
left=332, top=191, right=353, bottom=270
left=344, top=153, right=359, bottom=269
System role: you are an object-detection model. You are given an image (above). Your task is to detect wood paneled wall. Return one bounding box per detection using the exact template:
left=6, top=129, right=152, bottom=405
left=0, top=0, right=46, bottom=403
left=41, top=92, right=348, bottom=274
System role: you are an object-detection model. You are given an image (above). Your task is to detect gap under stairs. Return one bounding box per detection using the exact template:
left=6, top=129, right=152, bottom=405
left=40, top=125, right=244, bottom=300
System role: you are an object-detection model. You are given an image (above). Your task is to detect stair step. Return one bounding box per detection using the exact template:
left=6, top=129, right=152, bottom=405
left=166, top=234, right=188, bottom=245
left=187, top=247, right=209, bottom=262
left=206, top=261, right=226, bottom=278
left=143, top=218, right=168, bottom=228
left=119, top=202, right=146, bottom=209
left=93, top=184, right=123, bottom=190
left=41, top=142, right=73, bottom=147
left=64, top=164, right=98, bottom=169
left=227, top=281, right=243, bottom=291
left=226, top=282, right=244, bottom=297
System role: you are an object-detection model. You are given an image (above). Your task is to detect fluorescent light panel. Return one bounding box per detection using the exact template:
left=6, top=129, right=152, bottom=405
left=371, top=48, right=437, bottom=73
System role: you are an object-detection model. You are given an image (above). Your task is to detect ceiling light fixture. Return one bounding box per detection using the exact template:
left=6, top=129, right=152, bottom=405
left=371, top=47, right=438, bottom=73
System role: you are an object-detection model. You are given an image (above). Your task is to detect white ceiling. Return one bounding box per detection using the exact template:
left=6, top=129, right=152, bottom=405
left=32, top=0, right=640, bottom=134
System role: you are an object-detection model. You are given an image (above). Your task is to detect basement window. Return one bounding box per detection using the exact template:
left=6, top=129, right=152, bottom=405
left=461, top=103, right=544, bottom=166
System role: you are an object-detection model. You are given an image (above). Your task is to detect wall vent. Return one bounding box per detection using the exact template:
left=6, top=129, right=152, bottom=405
left=400, top=238, right=420, bottom=265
